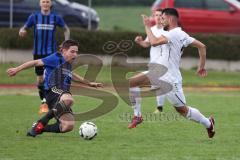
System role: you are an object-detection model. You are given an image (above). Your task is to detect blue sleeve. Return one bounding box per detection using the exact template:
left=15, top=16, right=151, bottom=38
left=25, top=13, right=35, bottom=28
left=42, top=55, right=57, bottom=67
left=56, top=15, right=66, bottom=28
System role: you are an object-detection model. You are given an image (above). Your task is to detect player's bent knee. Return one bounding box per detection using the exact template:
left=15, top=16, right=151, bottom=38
left=63, top=99, right=74, bottom=107
left=60, top=121, right=75, bottom=133
left=53, top=101, right=73, bottom=119
left=129, top=74, right=149, bottom=88
left=60, top=94, right=74, bottom=106
left=60, top=113, right=75, bottom=133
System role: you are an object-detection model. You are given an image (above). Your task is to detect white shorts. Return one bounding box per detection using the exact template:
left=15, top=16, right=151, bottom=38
left=164, top=83, right=186, bottom=107
left=142, top=71, right=186, bottom=107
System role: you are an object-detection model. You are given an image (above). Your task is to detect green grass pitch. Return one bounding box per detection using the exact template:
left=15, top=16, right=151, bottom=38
left=0, top=90, right=239, bottom=160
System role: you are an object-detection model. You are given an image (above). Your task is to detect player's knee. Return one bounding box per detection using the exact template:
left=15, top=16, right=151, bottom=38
left=60, top=120, right=75, bottom=133
left=175, top=106, right=188, bottom=116
left=60, top=113, right=75, bottom=133
left=60, top=94, right=74, bottom=107
left=129, top=79, right=136, bottom=88
left=63, top=99, right=74, bottom=107
left=53, top=99, right=73, bottom=119
left=129, top=78, right=143, bottom=88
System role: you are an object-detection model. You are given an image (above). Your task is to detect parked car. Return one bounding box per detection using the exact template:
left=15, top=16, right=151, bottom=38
left=0, top=0, right=100, bottom=30
left=152, top=0, right=240, bottom=34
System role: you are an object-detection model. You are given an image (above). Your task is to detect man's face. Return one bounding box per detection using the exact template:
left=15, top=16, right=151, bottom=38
left=161, top=13, right=170, bottom=31
left=63, top=46, right=78, bottom=63
left=40, top=0, right=52, bottom=12
left=154, top=11, right=162, bottom=25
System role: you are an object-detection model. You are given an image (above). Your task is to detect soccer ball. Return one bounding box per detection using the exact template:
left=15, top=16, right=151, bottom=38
left=79, top=122, right=97, bottom=140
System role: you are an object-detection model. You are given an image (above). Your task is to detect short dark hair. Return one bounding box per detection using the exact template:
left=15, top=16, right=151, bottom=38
left=155, top=8, right=163, bottom=12
left=60, top=39, right=79, bottom=51
left=162, top=8, right=179, bottom=18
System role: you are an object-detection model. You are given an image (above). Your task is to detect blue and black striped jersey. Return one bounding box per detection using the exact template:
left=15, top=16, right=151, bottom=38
left=42, top=52, right=72, bottom=91
left=25, top=11, right=66, bottom=55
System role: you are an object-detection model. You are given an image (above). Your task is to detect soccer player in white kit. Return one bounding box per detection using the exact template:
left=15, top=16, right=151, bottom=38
left=135, top=9, right=166, bottom=113
left=128, top=8, right=215, bottom=138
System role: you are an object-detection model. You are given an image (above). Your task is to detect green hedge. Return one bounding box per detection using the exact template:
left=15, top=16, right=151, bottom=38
left=0, top=28, right=240, bottom=60
left=183, top=34, right=240, bottom=60
left=72, top=0, right=154, bottom=6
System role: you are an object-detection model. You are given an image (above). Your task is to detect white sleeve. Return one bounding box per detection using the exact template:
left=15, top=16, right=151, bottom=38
left=162, top=29, right=195, bottom=47
left=180, top=30, right=195, bottom=47
left=161, top=30, right=174, bottom=44
left=183, top=36, right=195, bottom=47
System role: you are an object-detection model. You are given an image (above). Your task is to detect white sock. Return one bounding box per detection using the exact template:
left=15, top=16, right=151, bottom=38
left=156, top=95, right=165, bottom=106
left=41, top=98, right=46, bottom=103
left=187, top=107, right=211, bottom=128
left=129, top=87, right=142, bottom=117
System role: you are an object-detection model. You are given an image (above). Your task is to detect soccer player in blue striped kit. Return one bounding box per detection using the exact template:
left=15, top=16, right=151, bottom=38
left=19, top=0, right=70, bottom=114
left=7, top=40, right=103, bottom=137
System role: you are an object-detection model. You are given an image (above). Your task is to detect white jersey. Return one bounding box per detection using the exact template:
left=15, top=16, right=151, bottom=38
left=158, top=27, right=195, bottom=83
left=145, top=25, right=168, bottom=64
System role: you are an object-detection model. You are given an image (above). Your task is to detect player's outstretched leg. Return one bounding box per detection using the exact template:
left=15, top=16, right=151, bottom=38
left=128, top=73, right=151, bottom=129
left=42, top=113, right=75, bottom=133
left=27, top=93, right=74, bottom=137
left=175, top=106, right=215, bottom=138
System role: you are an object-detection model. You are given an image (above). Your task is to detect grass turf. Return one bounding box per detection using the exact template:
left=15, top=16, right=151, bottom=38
left=0, top=91, right=239, bottom=160
left=95, top=6, right=151, bottom=32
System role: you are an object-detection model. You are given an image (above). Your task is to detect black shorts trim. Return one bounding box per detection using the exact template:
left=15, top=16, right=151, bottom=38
left=45, top=87, right=71, bottom=109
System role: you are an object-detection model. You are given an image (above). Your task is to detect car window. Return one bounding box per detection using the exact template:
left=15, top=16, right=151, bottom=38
left=206, top=0, right=230, bottom=10
left=174, top=0, right=204, bottom=9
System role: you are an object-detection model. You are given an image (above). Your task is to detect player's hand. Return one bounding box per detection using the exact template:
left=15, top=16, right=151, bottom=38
left=6, top=68, right=18, bottom=77
left=135, top=36, right=143, bottom=43
left=141, top=14, right=151, bottom=27
left=89, top=82, right=103, bottom=88
left=19, top=28, right=27, bottom=38
left=197, top=68, right=207, bottom=77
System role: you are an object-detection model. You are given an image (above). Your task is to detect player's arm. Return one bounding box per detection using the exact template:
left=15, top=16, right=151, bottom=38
left=190, top=40, right=207, bottom=77
left=135, top=36, right=150, bottom=48
left=56, top=15, right=70, bottom=40
left=142, top=15, right=168, bottom=46
left=63, top=24, right=70, bottom=40
left=19, top=13, right=35, bottom=38
left=72, top=72, right=103, bottom=88
left=7, top=59, right=44, bottom=77
left=19, top=26, right=28, bottom=38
